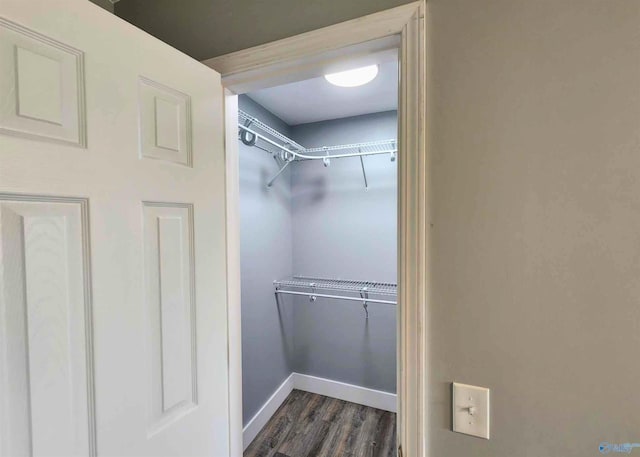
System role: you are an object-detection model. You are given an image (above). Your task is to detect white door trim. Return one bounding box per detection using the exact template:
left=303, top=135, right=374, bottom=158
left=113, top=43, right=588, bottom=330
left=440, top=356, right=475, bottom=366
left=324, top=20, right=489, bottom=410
left=202, top=2, right=419, bottom=86
left=222, top=90, right=243, bottom=457
left=205, top=3, right=428, bottom=456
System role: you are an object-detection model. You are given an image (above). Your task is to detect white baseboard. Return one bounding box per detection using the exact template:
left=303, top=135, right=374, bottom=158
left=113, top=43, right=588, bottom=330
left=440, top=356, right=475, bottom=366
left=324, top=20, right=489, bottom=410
left=243, top=372, right=397, bottom=450
left=242, top=373, right=294, bottom=451
left=292, top=373, right=397, bottom=413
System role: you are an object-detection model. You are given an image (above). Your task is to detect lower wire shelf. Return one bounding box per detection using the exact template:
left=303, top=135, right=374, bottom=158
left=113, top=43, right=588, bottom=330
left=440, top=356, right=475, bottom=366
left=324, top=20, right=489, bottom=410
left=273, top=276, right=398, bottom=307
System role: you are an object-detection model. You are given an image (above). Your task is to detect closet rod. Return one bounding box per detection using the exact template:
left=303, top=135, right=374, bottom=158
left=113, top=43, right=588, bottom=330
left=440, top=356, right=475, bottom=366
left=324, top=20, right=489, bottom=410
left=238, top=124, right=396, bottom=160
left=275, top=289, right=397, bottom=305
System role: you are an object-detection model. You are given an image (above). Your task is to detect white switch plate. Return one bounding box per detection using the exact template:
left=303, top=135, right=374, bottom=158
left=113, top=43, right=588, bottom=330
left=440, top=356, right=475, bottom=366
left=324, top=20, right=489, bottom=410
left=452, top=382, right=490, bottom=439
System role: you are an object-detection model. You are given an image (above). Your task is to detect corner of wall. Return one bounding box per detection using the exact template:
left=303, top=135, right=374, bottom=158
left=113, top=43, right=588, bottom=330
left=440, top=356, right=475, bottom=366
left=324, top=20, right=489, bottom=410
left=88, top=0, right=114, bottom=14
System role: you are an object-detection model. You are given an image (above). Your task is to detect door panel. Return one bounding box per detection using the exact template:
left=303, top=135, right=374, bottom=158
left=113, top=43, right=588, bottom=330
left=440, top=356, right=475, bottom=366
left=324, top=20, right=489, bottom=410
left=0, top=1, right=229, bottom=456
left=0, top=197, right=93, bottom=457
left=0, top=18, right=85, bottom=146
left=143, top=203, right=198, bottom=436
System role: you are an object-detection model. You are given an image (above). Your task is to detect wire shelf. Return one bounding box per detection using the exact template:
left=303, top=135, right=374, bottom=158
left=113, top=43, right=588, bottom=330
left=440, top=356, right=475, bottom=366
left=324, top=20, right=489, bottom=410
left=304, top=139, right=397, bottom=157
left=239, top=110, right=305, bottom=152
left=274, top=276, right=397, bottom=297
left=238, top=110, right=397, bottom=160
left=238, top=109, right=397, bottom=188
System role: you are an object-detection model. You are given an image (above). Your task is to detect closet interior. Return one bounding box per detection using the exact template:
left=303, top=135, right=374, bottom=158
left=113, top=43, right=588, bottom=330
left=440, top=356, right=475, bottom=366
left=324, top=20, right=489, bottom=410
left=239, top=55, right=398, bottom=457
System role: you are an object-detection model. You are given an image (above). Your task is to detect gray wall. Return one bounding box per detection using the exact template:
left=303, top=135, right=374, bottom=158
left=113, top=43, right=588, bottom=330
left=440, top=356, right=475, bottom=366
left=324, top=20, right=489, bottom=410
left=426, top=1, right=640, bottom=456
left=290, top=112, right=398, bottom=393
left=89, top=0, right=114, bottom=13
left=114, top=0, right=414, bottom=60
left=238, top=95, right=294, bottom=425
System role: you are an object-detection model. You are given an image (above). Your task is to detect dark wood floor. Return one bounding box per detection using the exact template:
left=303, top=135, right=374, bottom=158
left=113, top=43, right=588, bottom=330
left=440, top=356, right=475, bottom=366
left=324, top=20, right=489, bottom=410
left=244, top=390, right=396, bottom=457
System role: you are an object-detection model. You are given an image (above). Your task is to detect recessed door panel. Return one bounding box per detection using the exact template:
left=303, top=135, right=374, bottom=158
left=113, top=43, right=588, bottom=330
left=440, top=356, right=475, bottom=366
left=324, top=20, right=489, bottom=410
left=0, top=18, right=85, bottom=146
left=0, top=196, right=94, bottom=457
left=143, top=203, right=197, bottom=434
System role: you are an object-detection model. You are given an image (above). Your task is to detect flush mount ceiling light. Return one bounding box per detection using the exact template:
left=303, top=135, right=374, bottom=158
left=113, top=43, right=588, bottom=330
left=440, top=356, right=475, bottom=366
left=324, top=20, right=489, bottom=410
left=324, top=65, right=379, bottom=87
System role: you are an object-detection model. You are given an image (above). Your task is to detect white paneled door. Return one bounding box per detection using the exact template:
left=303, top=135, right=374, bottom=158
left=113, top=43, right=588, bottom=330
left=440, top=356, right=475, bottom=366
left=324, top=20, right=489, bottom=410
left=0, top=1, right=229, bottom=456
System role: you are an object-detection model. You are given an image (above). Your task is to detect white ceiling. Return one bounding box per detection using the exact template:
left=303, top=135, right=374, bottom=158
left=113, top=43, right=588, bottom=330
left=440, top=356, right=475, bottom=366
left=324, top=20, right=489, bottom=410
left=247, top=60, right=398, bottom=126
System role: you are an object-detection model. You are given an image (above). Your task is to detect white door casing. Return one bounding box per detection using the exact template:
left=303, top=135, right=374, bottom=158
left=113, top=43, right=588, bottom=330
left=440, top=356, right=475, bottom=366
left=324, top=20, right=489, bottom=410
left=206, top=3, right=427, bottom=456
left=0, top=1, right=229, bottom=456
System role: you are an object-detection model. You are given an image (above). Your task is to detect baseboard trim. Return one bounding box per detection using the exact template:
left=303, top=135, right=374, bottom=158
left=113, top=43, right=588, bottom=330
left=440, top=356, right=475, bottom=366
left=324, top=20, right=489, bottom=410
left=243, top=373, right=397, bottom=450
left=292, top=373, right=397, bottom=413
left=242, top=373, right=294, bottom=451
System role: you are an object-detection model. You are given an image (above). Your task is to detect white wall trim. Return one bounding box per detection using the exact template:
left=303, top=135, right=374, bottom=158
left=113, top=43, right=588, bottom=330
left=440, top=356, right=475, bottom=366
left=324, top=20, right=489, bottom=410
left=243, top=373, right=397, bottom=450
left=242, top=374, right=295, bottom=451
left=203, top=3, right=418, bottom=77
left=292, top=373, right=397, bottom=413
left=223, top=90, right=243, bottom=457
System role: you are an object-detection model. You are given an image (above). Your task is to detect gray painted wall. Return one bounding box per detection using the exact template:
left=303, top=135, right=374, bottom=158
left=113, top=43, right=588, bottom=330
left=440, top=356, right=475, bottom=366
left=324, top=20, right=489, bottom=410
left=426, top=1, right=640, bottom=456
left=238, top=95, right=294, bottom=425
left=290, top=112, right=398, bottom=393
left=89, top=0, right=114, bottom=13
left=114, top=0, right=414, bottom=60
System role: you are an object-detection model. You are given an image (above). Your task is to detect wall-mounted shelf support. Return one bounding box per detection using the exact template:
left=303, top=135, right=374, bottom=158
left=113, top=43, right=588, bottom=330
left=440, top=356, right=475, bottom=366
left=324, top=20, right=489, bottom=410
left=359, top=151, right=368, bottom=191
left=360, top=287, right=370, bottom=318
left=267, top=158, right=292, bottom=188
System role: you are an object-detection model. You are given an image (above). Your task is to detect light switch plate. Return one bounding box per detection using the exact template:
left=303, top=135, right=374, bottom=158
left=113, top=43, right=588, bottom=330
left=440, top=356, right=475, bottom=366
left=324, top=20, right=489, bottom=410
left=452, top=382, right=490, bottom=439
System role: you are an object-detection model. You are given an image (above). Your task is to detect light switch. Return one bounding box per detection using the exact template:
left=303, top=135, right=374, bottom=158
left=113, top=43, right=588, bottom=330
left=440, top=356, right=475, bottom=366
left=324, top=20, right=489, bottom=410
left=452, top=382, right=490, bottom=439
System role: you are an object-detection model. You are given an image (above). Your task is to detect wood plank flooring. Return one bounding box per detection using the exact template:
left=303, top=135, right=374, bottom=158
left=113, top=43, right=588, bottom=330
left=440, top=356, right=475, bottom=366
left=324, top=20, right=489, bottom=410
left=244, top=390, right=396, bottom=457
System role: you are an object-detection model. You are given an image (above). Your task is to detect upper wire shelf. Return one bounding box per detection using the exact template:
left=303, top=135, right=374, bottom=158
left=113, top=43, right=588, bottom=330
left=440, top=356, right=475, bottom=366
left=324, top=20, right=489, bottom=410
left=239, top=110, right=306, bottom=153
left=304, top=139, right=397, bottom=158
left=238, top=110, right=396, bottom=160
left=238, top=109, right=397, bottom=188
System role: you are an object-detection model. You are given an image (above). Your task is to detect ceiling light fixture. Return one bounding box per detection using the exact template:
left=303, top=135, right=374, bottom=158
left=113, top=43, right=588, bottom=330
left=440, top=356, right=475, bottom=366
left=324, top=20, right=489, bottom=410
left=325, top=65, right=379, bottom=87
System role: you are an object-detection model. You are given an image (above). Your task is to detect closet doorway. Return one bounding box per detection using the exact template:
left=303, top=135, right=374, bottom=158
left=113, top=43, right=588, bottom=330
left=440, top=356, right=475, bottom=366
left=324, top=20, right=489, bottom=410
left=236, top=54, right=399, bottom=456
left=207, top=3, right=427, bottom=456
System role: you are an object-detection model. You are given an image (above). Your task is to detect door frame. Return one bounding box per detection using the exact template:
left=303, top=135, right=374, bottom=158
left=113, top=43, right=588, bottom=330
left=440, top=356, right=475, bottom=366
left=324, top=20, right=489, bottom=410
left=203, top=2, right=428, bottom=455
